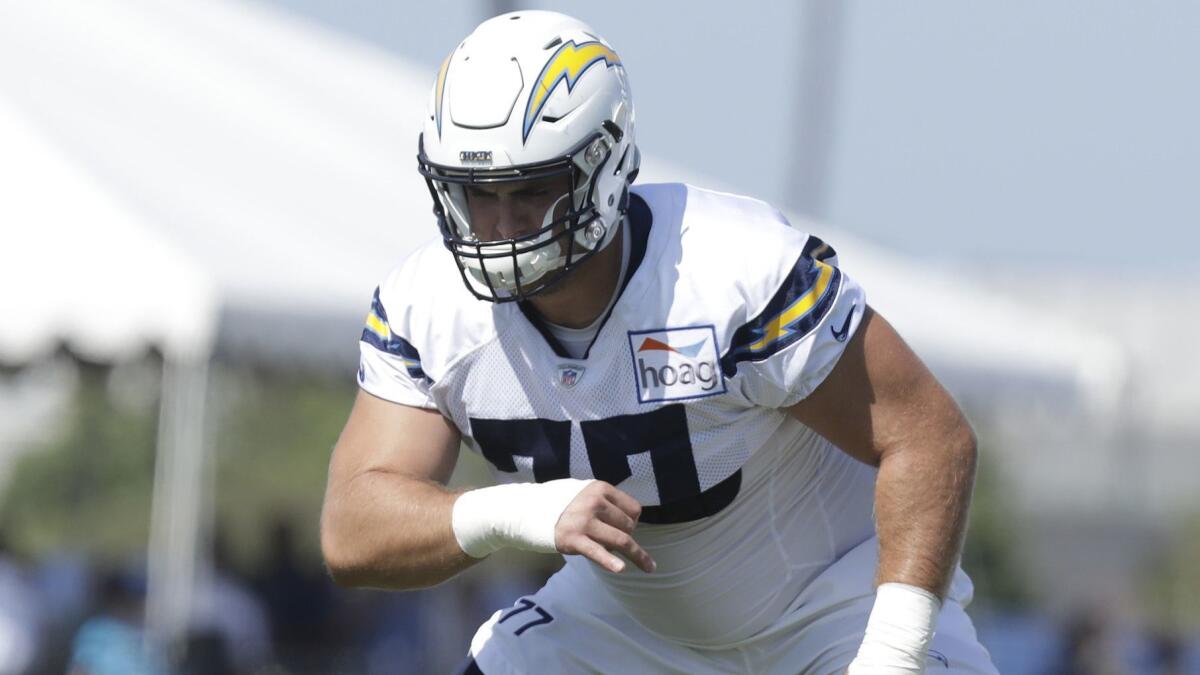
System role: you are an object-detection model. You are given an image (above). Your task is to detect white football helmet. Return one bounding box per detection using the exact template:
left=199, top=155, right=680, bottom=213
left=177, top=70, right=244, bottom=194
left=418, top=10, right=639, bottom=302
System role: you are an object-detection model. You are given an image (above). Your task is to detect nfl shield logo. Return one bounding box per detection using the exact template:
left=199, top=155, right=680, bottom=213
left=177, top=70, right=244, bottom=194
left=557, top=365, right=584, bottom=388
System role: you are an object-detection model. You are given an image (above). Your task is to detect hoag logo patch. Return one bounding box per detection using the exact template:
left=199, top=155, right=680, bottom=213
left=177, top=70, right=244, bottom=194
left=628, top=325, right=726, bottom=403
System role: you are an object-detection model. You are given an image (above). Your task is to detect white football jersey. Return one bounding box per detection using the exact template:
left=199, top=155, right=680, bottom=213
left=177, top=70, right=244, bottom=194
left=359, top=183, right=901, bottom=647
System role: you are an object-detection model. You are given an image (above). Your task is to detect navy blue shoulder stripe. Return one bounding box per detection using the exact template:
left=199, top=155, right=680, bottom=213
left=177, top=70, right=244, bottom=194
left=361, top=287, right=429, bottom=381
left=802, top=234, right=837, bottom=263
left=719, top=252, right=842, bottom=378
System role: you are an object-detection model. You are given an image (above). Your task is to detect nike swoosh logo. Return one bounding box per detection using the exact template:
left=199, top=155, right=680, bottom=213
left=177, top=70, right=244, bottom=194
left=831, top=304, right=855, bottom=342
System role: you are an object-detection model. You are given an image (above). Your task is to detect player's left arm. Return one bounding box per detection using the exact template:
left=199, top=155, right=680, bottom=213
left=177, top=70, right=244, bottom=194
left=786, top=304, right=976, bottom=597
left=787, top=305, right=975, bottom=672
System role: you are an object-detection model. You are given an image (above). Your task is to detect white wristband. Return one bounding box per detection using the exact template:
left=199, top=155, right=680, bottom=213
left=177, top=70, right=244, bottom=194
left=847, top=582, right=941, bottom=674
left=451, top=479, right=593, bottom=558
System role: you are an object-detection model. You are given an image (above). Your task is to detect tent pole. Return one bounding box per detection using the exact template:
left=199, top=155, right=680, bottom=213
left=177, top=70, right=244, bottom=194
left=145, top=354, right=211, bottom=663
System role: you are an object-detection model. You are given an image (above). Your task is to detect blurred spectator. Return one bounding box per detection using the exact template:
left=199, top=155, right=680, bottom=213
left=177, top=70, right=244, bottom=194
left=253, top=518, right=335, bottom=672
left=361, top=592, right=432, bottom=675
left=178, top=628, right=237, bottom=675
left=31, top=551, right=90, bottom=628
left=67, top=569, right=167, bottom=675
left=25, top=552, right=92, bottom=674
left=0, top=531, right=40, bottom=675
left=1145, top=628, right=1187, bottom=675
left=190, top=530, right=271, bottom=673
left=1045, top=608, right=1123, bottom=675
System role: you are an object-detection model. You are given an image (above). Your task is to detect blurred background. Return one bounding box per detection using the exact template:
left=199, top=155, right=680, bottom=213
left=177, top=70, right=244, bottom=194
left=0, top=0, right=1196, bottom=673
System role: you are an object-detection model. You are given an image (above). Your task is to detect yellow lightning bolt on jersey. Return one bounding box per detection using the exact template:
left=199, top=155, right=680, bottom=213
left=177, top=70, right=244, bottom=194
left=747, top=260, right=836, bottom=353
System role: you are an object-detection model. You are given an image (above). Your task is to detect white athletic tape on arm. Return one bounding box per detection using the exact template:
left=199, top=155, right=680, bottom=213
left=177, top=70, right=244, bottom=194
left=847, top=582, right=941, bottom=675
left=451, top=478, right=594, bottom=558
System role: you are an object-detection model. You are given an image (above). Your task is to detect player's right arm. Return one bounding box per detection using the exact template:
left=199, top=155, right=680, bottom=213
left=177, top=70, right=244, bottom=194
left=320, top=389, right=474, bottom=590
left=320, top=390, right=655, bottom=590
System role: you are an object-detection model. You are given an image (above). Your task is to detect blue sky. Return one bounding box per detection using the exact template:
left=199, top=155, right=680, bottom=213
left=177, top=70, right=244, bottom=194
left=251, top=0, right=1199, bottom=276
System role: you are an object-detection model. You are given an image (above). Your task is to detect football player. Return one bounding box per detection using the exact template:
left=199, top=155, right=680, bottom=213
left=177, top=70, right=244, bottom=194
left=321, top=11, right=998, bottom=674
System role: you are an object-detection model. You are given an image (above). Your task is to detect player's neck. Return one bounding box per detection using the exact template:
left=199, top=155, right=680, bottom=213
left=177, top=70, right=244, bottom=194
left=527, top=224, right=625, bottom=329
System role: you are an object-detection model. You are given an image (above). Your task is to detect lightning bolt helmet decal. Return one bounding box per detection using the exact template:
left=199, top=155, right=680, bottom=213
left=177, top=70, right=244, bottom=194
left=523, top=40, right=622, bottom=143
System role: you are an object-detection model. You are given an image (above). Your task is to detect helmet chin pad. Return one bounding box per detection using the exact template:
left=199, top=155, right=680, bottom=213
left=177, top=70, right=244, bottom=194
left=460, top=192, right=612, bottom=297
left=461, top=230, right=564, bottom=295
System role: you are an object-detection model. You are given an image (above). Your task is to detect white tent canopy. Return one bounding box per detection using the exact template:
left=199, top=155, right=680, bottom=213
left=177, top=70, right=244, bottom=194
left=0, top=0, right=431, bottom=324
left=798, top=230, right=1128, bottom=414
left=0, top=95, right=216, bottom=363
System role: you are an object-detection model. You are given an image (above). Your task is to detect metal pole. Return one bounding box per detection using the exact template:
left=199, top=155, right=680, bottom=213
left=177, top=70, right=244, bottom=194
left=145, top=355, right=211, bottom=664
left=789, top=0, right=847, bottom=220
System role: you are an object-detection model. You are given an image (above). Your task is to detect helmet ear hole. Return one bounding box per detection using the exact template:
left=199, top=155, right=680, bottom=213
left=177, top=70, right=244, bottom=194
left=602, top=119, right=623, bottom=143
left=624, top=146, right=641, bottom=184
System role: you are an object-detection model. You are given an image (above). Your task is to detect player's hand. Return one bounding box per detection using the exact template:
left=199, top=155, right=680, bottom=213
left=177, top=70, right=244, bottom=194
left=554, top=481, right=656, bottom=574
